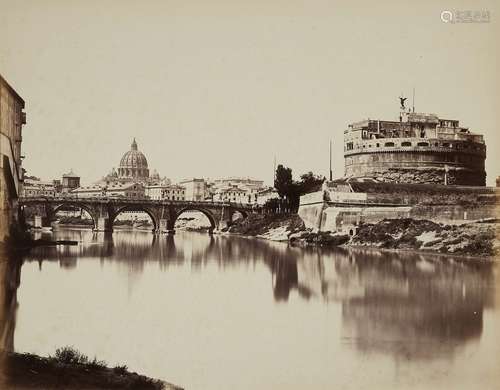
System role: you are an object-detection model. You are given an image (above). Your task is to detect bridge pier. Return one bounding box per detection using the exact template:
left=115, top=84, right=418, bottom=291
left=158, top=219, right=168, bottom=234
left=94, top=217, right=113, bottom=233
left=33, top=215, right=52, bottom=230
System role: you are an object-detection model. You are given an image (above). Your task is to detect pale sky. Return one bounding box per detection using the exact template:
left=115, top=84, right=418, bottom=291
left=1, top=0, right=499, bottom=185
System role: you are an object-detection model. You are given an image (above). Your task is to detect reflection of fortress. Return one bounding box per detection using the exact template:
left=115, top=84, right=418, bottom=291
left=295, top=248, right=494, bottom=360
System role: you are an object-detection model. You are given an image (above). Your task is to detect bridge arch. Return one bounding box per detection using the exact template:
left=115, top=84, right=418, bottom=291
left=51, top=203, right=98, bottom=230
left=230, top=208, right=248, bottom=223
left=112, top=205, right=159, bottom=232
left=172, top=207, right=218, bottom=231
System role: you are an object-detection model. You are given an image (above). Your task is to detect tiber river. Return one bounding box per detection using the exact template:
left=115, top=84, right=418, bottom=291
left=6, top=228, right=500, bottom=390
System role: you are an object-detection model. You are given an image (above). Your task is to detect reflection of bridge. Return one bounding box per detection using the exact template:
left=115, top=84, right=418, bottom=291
left=19, top=197, right=261, bottom=233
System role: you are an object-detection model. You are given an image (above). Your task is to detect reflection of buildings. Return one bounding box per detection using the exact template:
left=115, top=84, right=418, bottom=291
left=0, top=247, right=21, bottom=351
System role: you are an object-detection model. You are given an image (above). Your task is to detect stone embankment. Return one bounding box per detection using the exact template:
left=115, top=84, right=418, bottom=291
left=226, top=214, right=499, bottom=258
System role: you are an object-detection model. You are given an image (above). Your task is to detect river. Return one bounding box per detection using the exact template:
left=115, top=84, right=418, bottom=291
left=5, top=228, right=500, bottom=390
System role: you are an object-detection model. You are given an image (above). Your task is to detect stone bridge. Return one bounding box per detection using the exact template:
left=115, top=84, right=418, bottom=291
left=19, top=197, right=262, bottom=233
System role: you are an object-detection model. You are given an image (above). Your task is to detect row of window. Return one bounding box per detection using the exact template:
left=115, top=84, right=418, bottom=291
left=346, top=141, right=484, bottom=151
left=24, top=190, right=56, bottom=196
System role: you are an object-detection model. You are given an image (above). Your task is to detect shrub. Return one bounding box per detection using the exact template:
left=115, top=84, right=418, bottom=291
left=113, top=364, right=128, bottom=374
left=52, top=346, right=89, bottom=365
left=88, top=356, right=107, bottom=369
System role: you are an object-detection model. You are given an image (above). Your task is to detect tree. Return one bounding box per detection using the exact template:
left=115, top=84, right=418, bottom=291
left=297, top=172, right=325, bottom=195
left=274, top=165, right=293, bottom=198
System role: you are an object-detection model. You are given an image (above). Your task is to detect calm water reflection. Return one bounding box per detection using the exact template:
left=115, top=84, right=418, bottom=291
left=6, top=229, right=500, bottom=389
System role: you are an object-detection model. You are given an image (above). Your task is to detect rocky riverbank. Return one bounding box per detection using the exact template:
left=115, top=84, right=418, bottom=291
left=0, top=348, right=182, bottom=390
left=226, top=214, right=499, bottom=258
left=349, top=218, right=499, bottom=257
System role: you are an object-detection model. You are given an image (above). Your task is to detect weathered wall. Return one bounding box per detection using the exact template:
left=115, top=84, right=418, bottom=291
left=351, top=182, right=499, bottom=206
left=297, top=191, right=325, bottom=231
left=344, top=140, right=486, bottom=186
left=298, top=183, right=500, bottom=232
left=0, top=75, right=25, bottom=243
left=410, top=204, right=499, bottom=222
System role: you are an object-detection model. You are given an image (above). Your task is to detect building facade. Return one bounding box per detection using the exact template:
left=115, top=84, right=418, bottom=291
left=212, top=177, right=264, bottom=191
left=71, top=182, right=145, bottom=199
left=180, top=178, right=207, bottom=201
left=213, top=184, right=249, bottom=203
left=22, top=178, right=57, bottom=197
left=145, top=184, right=186, bottom=200
left=207, top=176, right=268, bottom=204
left=0, top=74, right=26, bottom=241
left=255, top=187, right=279, bottom=205
left=62, top=169, right=80, bottom=193
left=344, top=111, right=486, bottom=186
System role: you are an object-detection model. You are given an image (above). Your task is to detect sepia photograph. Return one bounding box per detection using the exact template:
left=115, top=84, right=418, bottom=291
left=1, top=1, right=499, bottom=389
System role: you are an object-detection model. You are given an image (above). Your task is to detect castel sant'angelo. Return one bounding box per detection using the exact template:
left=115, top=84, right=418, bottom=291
left=343, top=97, right=486, bottom=186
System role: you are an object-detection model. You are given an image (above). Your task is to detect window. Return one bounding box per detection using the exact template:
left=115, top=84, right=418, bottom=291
left=401, top=141, right=411, bottom=147
left=417, top=142, right=429, bottom=147
left=384, top=142, right=395, bottom=147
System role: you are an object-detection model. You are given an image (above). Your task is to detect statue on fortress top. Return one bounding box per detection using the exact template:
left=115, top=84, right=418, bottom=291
left=399, top=96, right=407, bottom=110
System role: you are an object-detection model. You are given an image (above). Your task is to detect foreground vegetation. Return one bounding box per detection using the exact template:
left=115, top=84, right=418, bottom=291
left=0, top=347, right=181, bottom=390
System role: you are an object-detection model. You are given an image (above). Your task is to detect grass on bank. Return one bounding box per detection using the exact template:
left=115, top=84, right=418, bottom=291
left=1, top=346, right=178, bottom=389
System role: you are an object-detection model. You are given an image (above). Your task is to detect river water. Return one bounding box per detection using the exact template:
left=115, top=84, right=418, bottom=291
left=7, top=228, right=500, bottom=389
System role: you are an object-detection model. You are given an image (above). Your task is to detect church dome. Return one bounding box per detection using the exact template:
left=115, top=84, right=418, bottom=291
left=118, top=138, right=149, bottom=179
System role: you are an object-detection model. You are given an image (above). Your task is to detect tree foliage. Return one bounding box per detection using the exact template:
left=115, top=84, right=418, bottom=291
left=274, top=165, right=293, bottom=198
left=273, top=165, right=325, bottom=212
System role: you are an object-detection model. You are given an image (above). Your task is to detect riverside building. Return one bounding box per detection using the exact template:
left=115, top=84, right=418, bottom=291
left=344, top=107, right=486, bottom=186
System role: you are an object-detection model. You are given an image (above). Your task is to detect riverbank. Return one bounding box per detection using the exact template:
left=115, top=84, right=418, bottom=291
left=0, top=348, right=182, bottom=390
left=226, top=214, right=499, bottom=258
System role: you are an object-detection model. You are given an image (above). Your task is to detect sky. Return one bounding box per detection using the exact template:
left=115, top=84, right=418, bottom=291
left=1, top=0, right=499, bottom=185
